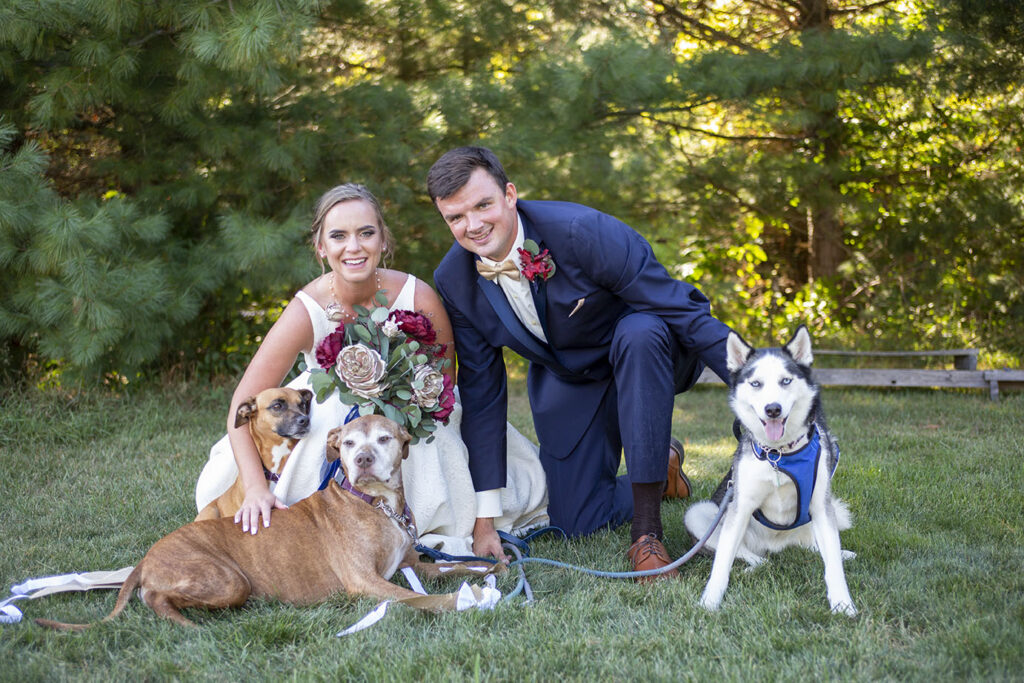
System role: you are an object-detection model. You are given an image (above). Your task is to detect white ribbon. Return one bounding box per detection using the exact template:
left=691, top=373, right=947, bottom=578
left=336, top=575, right=500, bottom=637
left=1, top=600, right=25, bottom=624
left=1, top=567, right=135, bottom=625
left=400, top=567, right=427, bottom=595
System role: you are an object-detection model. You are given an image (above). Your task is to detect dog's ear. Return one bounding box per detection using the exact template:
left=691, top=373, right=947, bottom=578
left=726, top=331, right=754, bottom=373
left=784, top=325, right=813, bottom=367
left=234, top=397, right=258, bottom=428
left=398, top=423, right=412, bottom=460
left=298, top=389, right=314, bottom=414
left=325, top=426, right=343, bottom=462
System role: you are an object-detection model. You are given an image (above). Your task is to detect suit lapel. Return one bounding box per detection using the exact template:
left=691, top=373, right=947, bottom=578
left=476, top=276, right=557, bottom=364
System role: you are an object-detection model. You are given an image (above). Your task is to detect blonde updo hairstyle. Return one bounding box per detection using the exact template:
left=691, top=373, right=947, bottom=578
left=310, top=183, right=394, bottom=272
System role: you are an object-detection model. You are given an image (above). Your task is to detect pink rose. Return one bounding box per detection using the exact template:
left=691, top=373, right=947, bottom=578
left=316, top=325, right=345, bottom=370
left=433, top=374, right=456, bottom=422
left=388, top=309, right=437, bottom=344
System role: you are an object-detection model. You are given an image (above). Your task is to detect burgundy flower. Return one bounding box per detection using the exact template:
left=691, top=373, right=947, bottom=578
left=518, top=246, right=555, bottom=283
left=433, top=374, right=456, bottom=422
left=388, top=309, right=437, bottom=344
left=315, top=325, right=346, bottom=370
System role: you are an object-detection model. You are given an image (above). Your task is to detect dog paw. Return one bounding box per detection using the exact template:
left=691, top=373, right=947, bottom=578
left=699, top=593, right=723, bottom=612
left=741, top=556, right=766, bottom=572
left=841, top=550, right=857, bottom=561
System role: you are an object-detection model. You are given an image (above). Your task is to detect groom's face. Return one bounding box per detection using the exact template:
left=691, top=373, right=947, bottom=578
left=435, top=167, right=518, bottom=262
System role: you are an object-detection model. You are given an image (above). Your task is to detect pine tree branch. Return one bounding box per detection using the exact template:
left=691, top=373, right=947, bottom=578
left=129, top=29, right=172, bottom=47
left=748, top=0, right=804, bottom=30
left=654, top=2, right=765, bottom=54
left=649, top=115, right=801, bottom=143
left=831, top=0, right=903, bottom=17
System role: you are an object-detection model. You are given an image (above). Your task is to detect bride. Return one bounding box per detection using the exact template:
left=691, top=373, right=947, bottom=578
left=195, top=184, right=548, bottom=560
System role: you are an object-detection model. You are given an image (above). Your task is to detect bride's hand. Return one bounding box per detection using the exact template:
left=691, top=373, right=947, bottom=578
left=234, top=487, right=289, bottom=535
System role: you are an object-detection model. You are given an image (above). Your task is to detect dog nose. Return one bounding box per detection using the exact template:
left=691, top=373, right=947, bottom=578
left=765, top=403, right=782, bottom=419
left=355, top=450, right=375, bottom=469
left=296, top=416, right=309, bottom=431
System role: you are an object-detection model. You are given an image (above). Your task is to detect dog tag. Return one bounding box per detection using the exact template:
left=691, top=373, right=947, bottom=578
left=766, top=450, right=782, bottom=487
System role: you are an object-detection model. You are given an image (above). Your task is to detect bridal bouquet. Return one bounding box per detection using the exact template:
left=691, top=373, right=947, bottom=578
left=309, top=291, right=455, bottom=443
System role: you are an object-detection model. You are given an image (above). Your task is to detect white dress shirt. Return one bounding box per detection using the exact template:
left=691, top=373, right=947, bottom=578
left=478, top=214, right=548, bottom=343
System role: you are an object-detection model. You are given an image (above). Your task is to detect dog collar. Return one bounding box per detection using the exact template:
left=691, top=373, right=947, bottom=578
left=339, top=476, right=418, bottom=542
left=262, top=466, right=280, bottom=483
left=752, top=428, right=813, bottom=459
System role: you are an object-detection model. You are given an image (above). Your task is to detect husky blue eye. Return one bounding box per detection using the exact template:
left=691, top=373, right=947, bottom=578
left=781, top=377, right=792, bottom=386
left=750, top=380, right=762, bottom=388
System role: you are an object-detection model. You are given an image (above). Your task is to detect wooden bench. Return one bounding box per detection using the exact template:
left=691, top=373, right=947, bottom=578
left=814, top=348, right=979, bottom=371
left=696, top=348, right=1024, bottom=400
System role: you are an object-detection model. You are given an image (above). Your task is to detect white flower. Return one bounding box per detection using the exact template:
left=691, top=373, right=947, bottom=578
left=335, top=345, right=388, bottom=399
left=382, top=319, right=401, bottom=338
left=411, top=364, right=444, bottom=409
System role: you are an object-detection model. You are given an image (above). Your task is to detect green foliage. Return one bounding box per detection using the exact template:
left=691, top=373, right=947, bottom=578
left=1, top=0, right=1022, bottom=384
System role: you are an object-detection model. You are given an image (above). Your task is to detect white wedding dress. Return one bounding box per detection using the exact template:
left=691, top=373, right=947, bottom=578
left=195, top=274, right=549, bottom=556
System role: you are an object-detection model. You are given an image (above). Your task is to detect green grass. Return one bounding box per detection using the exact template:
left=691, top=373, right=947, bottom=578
left=1, top=381, right=1022, bottom=681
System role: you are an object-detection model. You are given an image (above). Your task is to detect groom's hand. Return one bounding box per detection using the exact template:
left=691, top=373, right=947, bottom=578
left=473, top=517, right=508, bottom=564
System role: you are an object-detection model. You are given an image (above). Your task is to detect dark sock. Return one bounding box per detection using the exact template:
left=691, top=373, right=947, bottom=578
left=630, top=482, right=665, bottom=542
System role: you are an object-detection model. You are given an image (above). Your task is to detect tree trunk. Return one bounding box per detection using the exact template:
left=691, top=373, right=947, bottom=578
left=800, top=0, right=846, bottom=281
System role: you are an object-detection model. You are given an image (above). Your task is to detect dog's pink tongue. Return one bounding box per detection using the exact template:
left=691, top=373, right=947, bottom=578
left=764, top=418, right=785, bottom=442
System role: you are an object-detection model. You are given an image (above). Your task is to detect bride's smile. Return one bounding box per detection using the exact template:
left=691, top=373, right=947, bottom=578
left=320, top=199, right=384, bottom=285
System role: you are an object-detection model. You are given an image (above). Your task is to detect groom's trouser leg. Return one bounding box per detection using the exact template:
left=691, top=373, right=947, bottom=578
left=538, top=383, right=633, bottom=537
left=610, top=312, right=701, bottom=541
left=538, top=312, right=699, bottom=538
left=610, top=312, right=692, bottom=483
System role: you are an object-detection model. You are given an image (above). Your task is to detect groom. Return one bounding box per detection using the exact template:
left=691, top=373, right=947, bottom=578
left=429, top=147, right=733, bottom=577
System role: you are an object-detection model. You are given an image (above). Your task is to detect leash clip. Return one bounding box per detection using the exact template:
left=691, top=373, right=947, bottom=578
left=764, top=448, right=782, bottom=469
left=375, top=500, right=418, bottom=542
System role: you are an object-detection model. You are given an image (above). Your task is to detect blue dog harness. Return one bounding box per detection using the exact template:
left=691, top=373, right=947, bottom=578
left=751, top=427, right=838, bottom=530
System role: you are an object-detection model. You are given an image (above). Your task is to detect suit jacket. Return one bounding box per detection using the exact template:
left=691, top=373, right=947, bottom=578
left=434, top=199, right=732, bottom=492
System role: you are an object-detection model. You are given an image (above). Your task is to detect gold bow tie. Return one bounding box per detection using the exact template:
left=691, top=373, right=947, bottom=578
left=476, top=259, right=520, bottom=281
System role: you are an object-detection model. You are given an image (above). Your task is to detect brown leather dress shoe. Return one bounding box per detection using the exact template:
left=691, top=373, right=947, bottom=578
left=663, top=438, right=692, bottom=499
left=627, top=533, right=679, bottom=582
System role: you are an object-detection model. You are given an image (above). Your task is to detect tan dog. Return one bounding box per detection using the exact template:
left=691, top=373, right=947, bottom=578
left=195, top=387, right=313, bottom=521
left=37, top=415, right=457, bottom=629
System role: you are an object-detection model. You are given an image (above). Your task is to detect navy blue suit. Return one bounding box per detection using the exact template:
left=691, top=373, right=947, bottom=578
left=434, top=200, right=732, bottom=536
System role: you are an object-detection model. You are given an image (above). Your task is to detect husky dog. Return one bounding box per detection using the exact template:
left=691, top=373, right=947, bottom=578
left=684, top=326, right=857, bottom=616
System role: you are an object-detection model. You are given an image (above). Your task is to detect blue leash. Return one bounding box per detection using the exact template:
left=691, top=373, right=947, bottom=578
left=317, top=406, right=361, bottom=491
left=414, top=527, right=568, bottom=565
left=413, top=488, right=732, bottom=605
left=507, top=486, right=734, bottom=581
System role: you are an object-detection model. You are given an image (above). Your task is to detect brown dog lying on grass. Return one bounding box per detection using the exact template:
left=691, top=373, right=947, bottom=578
left=37, top=415, right=490, bottom=629
left=195, top=387, right=313, bottom=522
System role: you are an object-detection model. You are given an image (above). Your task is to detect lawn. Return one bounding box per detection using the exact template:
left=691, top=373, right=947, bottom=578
left=1, top=380, right=1022, bottom=681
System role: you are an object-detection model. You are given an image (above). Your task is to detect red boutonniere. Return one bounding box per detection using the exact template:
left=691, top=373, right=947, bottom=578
left=517, top=239, right=556, bottom=283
